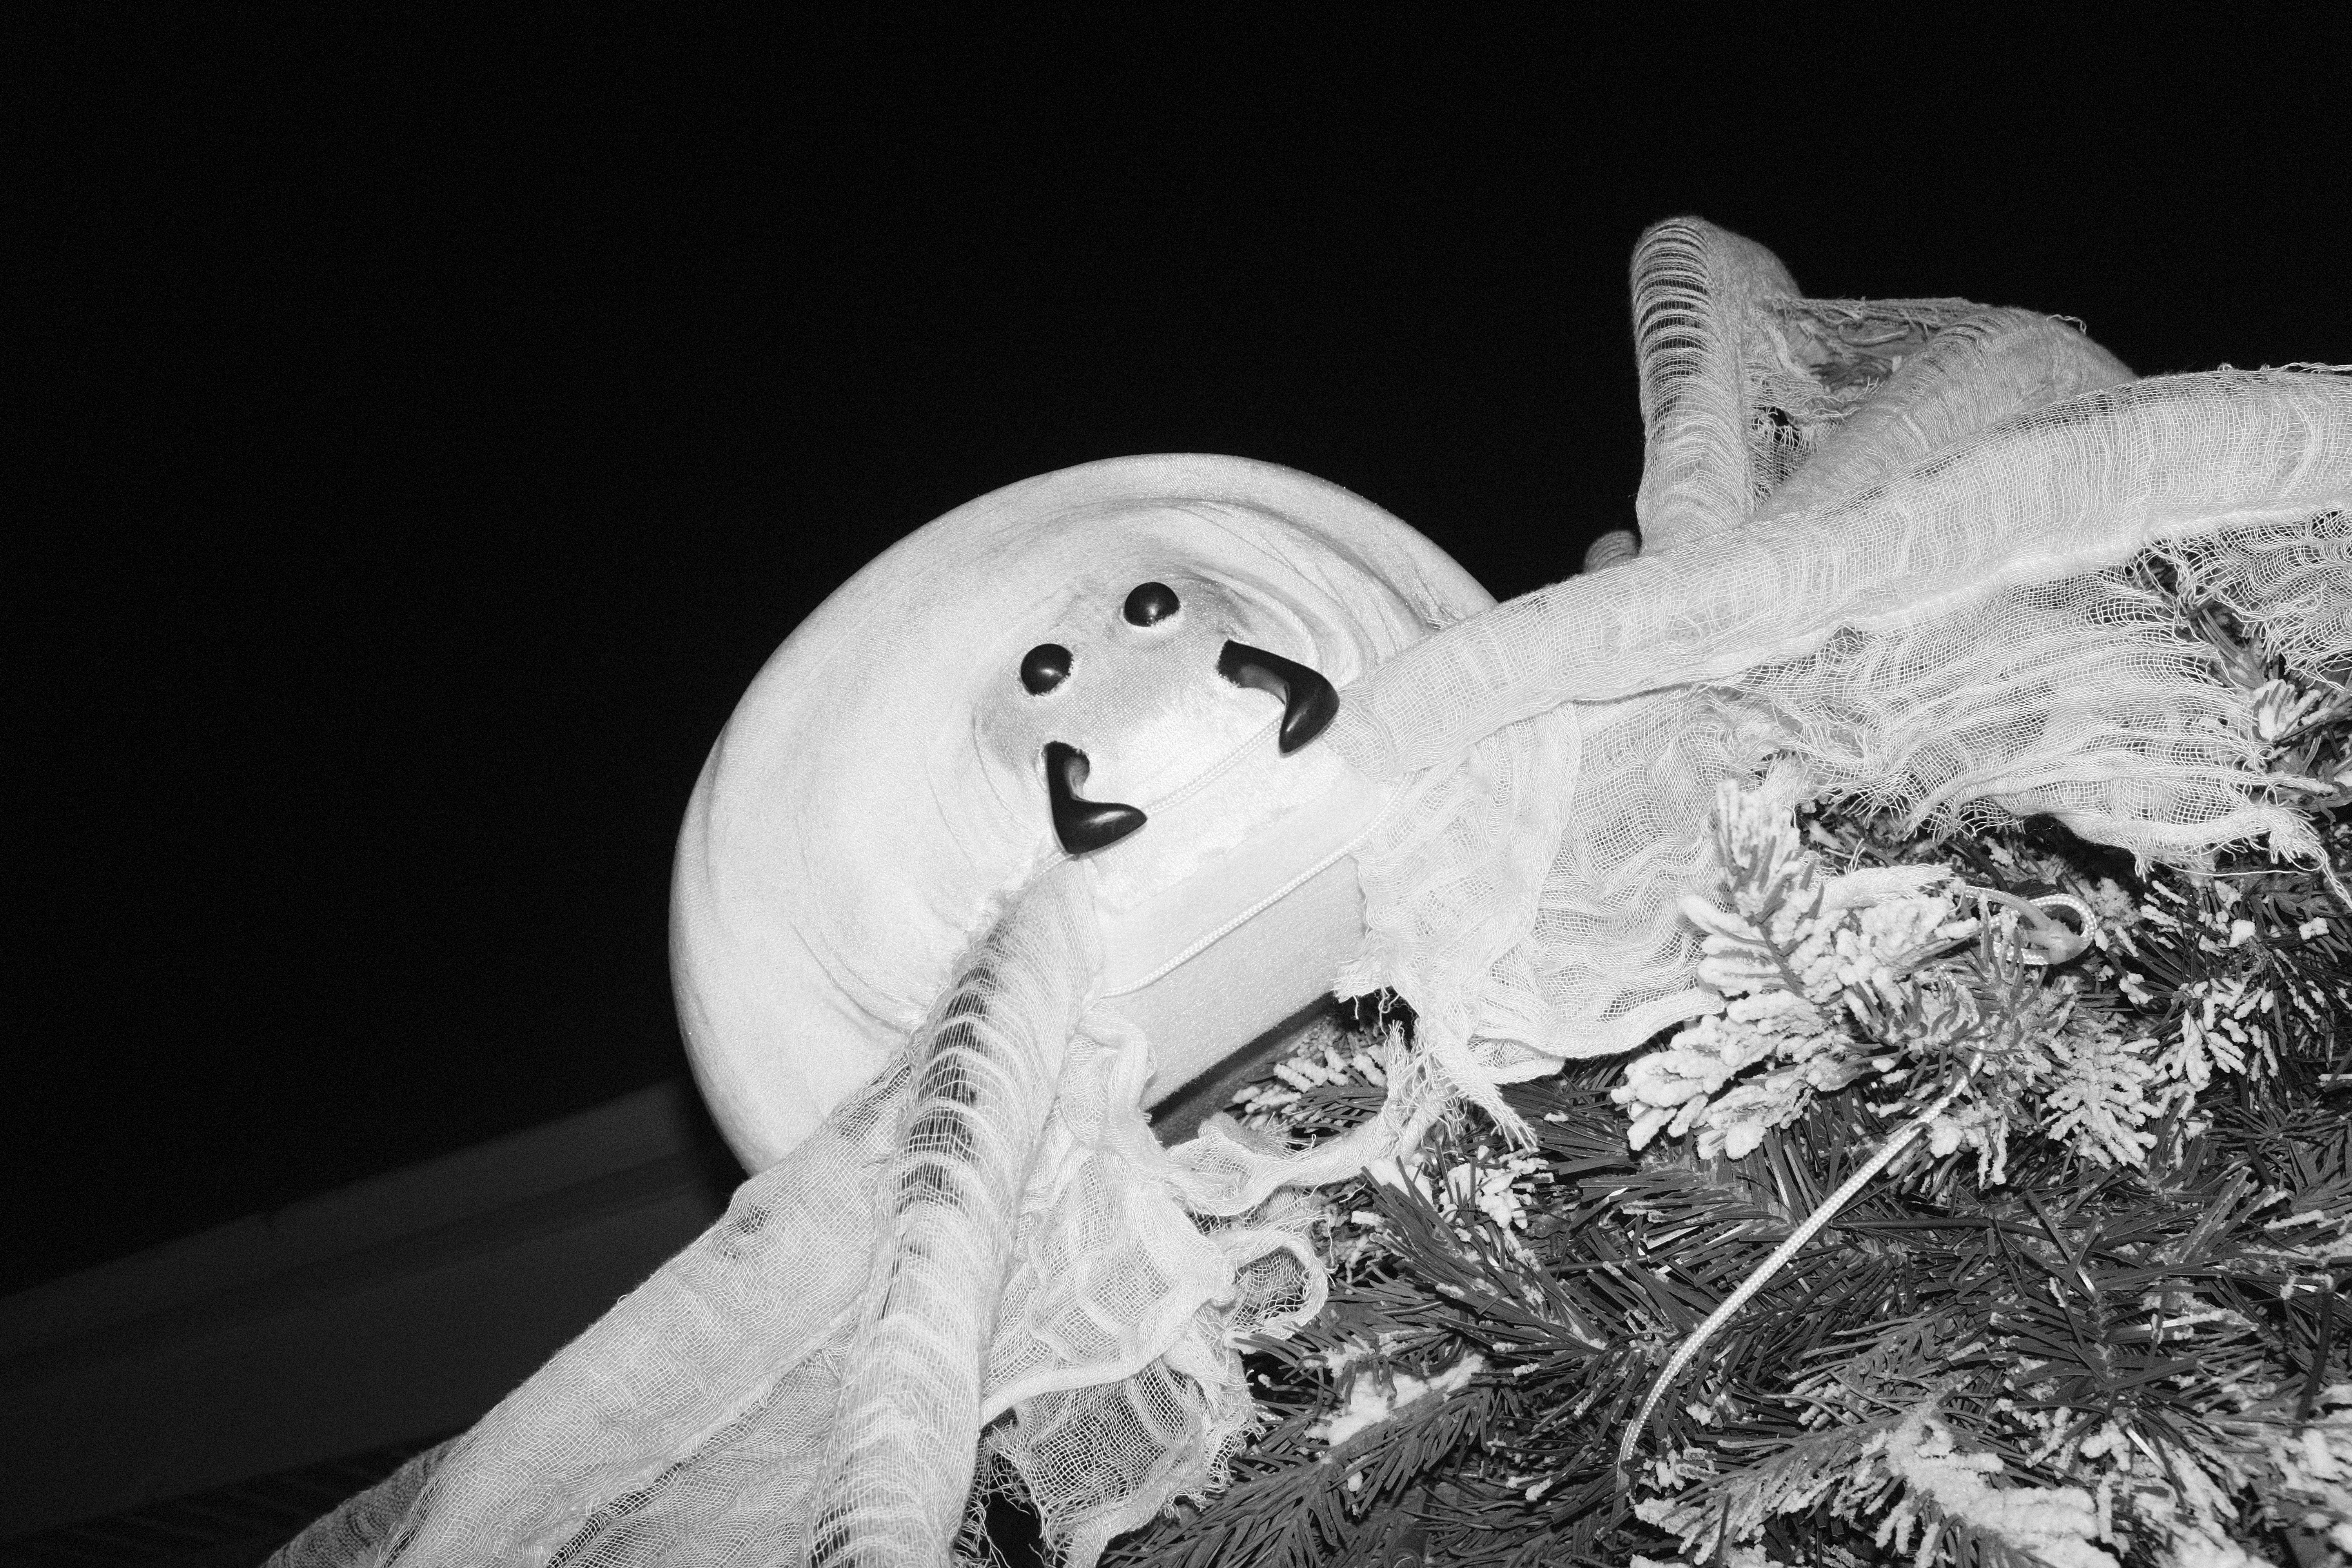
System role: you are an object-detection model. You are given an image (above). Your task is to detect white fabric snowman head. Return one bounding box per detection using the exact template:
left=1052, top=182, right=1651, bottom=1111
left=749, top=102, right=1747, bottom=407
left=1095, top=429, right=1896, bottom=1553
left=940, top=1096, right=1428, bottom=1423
left=671, top=453, right=1490, bottom=1170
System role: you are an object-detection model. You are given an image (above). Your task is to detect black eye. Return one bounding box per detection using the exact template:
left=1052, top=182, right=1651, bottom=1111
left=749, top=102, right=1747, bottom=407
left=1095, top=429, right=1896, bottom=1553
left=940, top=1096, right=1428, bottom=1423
left=1020, top=643, right=1071, bottom=695
left=1123, top=581, right=1180, bottom=626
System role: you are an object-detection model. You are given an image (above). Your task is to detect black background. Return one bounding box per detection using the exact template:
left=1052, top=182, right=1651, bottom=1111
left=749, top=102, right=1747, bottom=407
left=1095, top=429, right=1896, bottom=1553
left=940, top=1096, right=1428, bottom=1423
left=13, top=18, right=2352, bottom=1293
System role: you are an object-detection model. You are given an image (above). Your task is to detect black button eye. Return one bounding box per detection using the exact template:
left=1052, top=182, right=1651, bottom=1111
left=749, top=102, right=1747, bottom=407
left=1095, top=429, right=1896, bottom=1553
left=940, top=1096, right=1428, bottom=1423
left=1122, top=581, right=1180, bottom=626
left=1021, top=639, right=1077, bottom=696
left=1019, top=643, right=1071, bottom=695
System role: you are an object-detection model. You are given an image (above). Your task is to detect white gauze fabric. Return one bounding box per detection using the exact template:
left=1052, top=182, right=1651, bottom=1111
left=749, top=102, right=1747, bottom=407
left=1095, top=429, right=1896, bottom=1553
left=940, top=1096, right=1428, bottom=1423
left=276, top=218, right=2352, bottom=1565
left=1333, top=218, right=2351, bottom=1116
left=278, top=458, right=1483, bottom=1568
left=274, top=863, right=1421, bottom=1568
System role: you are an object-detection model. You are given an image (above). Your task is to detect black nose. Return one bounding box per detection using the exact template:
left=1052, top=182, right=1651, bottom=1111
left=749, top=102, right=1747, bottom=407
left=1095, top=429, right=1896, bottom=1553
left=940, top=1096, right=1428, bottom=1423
left=1042, top=741, right=1146, bottom=855
left=1216, top=641, right=1341, bottom=753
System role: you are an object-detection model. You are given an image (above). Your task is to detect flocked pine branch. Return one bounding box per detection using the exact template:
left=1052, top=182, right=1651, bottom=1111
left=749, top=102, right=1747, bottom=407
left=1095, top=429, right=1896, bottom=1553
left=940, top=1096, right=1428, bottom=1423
left=1101, top=578, right=2352, bottom=1568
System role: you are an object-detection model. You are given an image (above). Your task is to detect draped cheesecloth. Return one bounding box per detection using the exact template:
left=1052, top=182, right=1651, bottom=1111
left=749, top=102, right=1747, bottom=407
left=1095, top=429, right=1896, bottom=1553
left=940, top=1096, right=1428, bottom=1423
left=276, top=219, right=2352, bottom=1566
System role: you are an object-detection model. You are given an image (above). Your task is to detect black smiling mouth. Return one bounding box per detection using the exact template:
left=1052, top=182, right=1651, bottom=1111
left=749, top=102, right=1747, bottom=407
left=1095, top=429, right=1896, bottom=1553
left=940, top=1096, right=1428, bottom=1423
left=1043, top=741, right=1148, bottom=855
left=1038, top=638, right=1341, bottom=857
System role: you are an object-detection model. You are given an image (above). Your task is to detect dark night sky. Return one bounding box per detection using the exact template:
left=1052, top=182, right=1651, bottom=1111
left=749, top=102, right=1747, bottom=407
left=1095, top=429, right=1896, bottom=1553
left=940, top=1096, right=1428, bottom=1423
left=13, top=20, right=2352, bottom=1294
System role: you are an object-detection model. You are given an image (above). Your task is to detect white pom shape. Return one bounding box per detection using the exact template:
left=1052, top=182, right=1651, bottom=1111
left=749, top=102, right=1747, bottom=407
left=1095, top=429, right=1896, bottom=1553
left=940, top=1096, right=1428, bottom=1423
left=671, top=454, right=1491, bottom=1171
